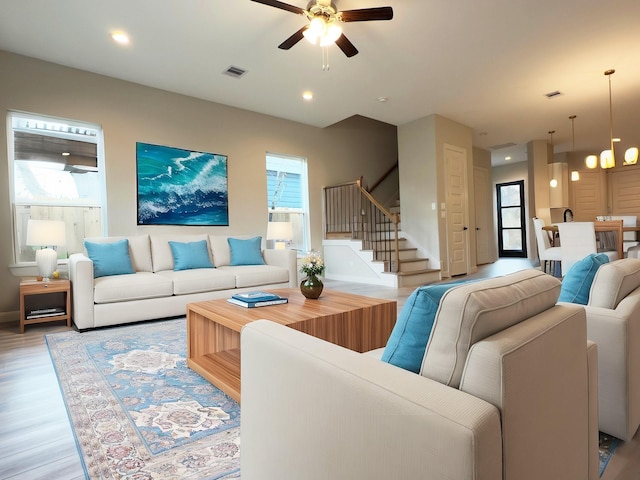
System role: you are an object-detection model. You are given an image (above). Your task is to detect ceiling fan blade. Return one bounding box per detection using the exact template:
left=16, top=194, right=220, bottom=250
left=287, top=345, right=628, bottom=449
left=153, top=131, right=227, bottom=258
left=250, top=0, right=305, bottom=15
left=335, top=34, right=359, bottom=57
left=278, top=26, right=308, bottom=50
left=340, top=6, right=393, bottom=22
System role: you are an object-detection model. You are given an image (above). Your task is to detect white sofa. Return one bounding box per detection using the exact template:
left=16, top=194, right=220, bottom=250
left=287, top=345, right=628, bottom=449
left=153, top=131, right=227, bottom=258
left=68, top=234, right=297, bottom=330
left=579, top=258, right=640, bottom=441
left=241, top=270, right=599, bottom=480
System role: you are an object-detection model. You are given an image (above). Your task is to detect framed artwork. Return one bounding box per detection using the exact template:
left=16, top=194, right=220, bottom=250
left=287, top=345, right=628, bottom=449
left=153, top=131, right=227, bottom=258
left=136, top=142, right=229, bottom=226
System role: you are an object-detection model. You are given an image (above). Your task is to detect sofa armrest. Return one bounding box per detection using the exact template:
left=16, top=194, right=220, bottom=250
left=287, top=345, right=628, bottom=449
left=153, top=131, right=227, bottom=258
left=241, top=320, right=502, bottom=480
left=68, top=253, right=95, bottom=330
left=581, top=300, right=640, bottom=441
left=262, top=248, right=297, bottom=288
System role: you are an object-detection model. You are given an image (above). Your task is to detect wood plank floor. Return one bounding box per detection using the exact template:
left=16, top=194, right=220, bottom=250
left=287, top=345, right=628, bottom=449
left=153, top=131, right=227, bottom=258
left=1, top=258, right=639, bottom=479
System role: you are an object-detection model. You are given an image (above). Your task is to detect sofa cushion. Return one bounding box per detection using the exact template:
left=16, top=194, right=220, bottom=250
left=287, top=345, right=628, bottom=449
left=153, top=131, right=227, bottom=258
left=156, top=269, right=236, bottom=295
left=150, top=234, right=209, bottom=272
left=228, top=236, right=265, bottom=266
left=588, top=258, right=640, bottom=309
left=381, top=281, right=468, bottom=373
left=210, top=234, right=256, bottom=267
left=420, top=269, right=561, bottom=388
left=218, top=265, right=289, bottom=288
left=558, top=253, right=609, bottom=305
left=93, top=272, right=174, bottom=303
left=84, top=239, right=135, bottom=278
left=169, top=240, right=214, bottom=271
left=84, top=235, right=152, bottom=272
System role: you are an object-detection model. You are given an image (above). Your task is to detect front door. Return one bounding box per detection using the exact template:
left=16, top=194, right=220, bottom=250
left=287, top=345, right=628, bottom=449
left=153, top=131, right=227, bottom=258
left=496, top=180, right=527, bottom=257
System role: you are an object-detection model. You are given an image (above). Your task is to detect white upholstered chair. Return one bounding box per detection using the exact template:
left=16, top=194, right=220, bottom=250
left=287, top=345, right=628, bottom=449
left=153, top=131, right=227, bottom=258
left=533, top=217, right=562, bottom=276
left=558, top=222, right=619, bottom=276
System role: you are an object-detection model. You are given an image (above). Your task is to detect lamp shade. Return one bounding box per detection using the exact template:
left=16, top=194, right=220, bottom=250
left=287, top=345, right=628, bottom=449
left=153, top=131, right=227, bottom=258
left=26, top=219, right=67, bottom=247
left=266, top=221, right=293, bottom=241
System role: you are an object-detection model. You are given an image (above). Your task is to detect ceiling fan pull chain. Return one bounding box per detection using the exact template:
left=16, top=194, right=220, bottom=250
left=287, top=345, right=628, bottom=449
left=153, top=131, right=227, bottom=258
left=322, top=46, right=329, bottom=71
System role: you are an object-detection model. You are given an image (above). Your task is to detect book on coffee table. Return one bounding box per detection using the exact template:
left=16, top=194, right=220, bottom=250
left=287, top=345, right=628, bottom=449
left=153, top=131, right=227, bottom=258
left=227, top=296, right=288, bottom=308
left=231, top=291, right=281, bottom=302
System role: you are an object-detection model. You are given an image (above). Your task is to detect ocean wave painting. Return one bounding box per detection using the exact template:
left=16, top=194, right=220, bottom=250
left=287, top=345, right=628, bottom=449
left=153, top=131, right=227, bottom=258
left=136, top=142, right=229, bottom=226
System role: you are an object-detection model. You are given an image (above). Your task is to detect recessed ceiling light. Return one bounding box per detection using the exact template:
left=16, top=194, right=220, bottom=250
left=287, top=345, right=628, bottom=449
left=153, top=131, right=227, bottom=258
left=378, top=96, right=388, bottom=103
left=61, top=152, right=70, bottom=156
left=505, top=156, right=512, bottom=161
left=111, top=32, right=130, bottom=45
left=302, top=91, right=313, bottom=101
left=613, top=138, right=621, bottom=143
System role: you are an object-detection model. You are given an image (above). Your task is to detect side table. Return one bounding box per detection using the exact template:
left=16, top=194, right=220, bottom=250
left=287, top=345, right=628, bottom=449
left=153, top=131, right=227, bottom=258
left=19, top=279, right=71, bottom=333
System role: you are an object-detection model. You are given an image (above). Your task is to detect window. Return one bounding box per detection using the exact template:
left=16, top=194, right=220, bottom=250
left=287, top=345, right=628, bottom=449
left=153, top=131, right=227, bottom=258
left=8, top=112, right=106, bottom=263
left=266, top=153, right=309, bottom=253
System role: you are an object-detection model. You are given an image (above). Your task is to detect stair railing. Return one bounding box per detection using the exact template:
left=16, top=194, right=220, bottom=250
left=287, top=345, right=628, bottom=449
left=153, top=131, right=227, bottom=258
left=323, top=177, right=400, bottom=272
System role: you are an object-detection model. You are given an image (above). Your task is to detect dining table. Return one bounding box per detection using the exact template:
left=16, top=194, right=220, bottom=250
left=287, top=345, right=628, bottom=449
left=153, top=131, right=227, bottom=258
left=542, top=220, right=640, bottom=259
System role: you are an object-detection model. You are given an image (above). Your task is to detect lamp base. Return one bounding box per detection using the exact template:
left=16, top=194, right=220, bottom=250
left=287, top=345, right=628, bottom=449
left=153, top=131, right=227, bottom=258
left=35, top=248, right=58, bottom=280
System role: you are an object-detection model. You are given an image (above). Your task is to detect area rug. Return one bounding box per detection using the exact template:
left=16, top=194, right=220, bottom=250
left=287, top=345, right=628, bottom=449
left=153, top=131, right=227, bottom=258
left=599, top=432, right=620, bottom=476
left=46, top=318, right=240, bottom=479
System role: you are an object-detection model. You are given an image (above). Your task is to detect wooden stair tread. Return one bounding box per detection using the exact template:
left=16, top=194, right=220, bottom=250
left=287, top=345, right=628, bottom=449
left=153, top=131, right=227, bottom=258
left=395, top=268, right=440, bottom=276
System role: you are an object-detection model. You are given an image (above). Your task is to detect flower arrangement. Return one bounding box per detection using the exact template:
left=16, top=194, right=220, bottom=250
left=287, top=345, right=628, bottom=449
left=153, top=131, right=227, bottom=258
left=300, top=251, right=325, bottom=277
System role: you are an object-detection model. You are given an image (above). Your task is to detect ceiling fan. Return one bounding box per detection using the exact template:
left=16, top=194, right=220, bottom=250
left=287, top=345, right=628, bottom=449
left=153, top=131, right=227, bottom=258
left=250, top=0, right=393, bottom=58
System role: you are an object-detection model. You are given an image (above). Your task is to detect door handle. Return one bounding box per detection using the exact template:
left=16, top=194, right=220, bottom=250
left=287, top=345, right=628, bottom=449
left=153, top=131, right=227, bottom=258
left=476, top=227, right=480, bottom=231
left=463, top=227, right=468, bottom=231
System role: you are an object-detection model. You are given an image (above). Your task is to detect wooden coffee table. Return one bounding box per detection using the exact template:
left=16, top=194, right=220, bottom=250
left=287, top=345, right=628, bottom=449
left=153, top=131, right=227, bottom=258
left=186, top=288, right=397, bottom=402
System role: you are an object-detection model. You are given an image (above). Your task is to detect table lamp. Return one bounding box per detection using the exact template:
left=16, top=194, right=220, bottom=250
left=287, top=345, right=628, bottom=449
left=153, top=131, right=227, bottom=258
left=266, top=221, right=293, bottom=250
left=26, top=219, right=67, bottom=281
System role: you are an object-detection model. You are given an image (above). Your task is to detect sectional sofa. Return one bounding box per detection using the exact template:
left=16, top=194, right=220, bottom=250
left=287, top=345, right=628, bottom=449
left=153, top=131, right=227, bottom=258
left=69, top=234, right=297, bottom=330
left=241, top=269, right=599, bottom=480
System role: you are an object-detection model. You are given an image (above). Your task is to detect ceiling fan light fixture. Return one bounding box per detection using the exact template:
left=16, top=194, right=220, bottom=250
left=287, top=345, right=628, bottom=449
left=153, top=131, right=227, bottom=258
left=303, top=17, right=342, bottom=46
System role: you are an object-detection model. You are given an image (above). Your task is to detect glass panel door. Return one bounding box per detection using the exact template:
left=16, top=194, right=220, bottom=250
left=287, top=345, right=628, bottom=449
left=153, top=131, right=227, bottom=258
left=496, top=180, right=527, bottom=257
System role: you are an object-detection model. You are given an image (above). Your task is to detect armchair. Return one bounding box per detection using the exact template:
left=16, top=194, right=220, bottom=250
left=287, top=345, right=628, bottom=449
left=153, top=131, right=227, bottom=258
left=241, top=270, right=599, bottom=480
left=579, top=258, right=640, bottom=441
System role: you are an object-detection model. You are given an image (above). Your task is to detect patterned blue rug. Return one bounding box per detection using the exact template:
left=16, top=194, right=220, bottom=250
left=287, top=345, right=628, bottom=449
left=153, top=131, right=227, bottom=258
left=46, top=318, right=240, bottom=479
left=599, top=432, right=620, bottom=476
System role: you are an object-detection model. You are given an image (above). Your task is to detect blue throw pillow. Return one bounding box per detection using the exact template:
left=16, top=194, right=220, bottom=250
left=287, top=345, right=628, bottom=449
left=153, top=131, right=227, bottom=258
left=228, top=236, right=265, bottom=266
left=169, top=240, right=214, bottom=271
left=558, top=253, right=610, bottom=305
left=84, top=239, right=135, bottom=278
left=381, top=281, right=468, bottom=373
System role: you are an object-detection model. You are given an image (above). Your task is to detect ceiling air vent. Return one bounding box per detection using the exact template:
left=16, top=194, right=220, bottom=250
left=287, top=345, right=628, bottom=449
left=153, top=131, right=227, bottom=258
left=223, top=66, right=247, bottom=79
left=545, top=90, right=562, bottom=98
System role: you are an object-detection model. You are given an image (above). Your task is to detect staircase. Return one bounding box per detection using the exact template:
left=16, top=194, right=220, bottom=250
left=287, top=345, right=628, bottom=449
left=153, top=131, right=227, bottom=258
left=323, top=179, right=440, bottom=288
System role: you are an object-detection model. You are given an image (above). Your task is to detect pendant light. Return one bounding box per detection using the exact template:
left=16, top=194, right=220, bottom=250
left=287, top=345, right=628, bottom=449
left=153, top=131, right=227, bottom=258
left=600, top=69, right=616, bottom=169
left=549, top=130, right=558, bottom=188
left=569, top=115, right=579, bottom=181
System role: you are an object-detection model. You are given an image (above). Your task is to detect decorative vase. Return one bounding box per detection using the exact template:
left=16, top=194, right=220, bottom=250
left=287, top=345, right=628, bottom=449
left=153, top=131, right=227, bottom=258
left=300, top=274, right=323, bottom=299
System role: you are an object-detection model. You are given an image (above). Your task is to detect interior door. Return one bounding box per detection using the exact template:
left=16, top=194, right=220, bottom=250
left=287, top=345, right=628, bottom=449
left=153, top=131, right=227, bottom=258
left=445, top=145, right=469, bottom=276
left=496, top=180, right=527, bottom=257
left=474, top=165, right=492, bottom=265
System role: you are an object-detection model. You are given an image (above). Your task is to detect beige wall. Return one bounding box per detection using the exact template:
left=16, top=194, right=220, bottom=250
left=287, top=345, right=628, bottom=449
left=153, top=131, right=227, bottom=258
left=398, top=114, right=474, bottom=276
left=0, top=51, right=398, bottom=318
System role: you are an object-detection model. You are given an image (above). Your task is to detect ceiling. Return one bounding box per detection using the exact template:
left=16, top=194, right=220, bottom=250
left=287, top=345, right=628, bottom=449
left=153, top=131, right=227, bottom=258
left=1, top=0, right=640, bottom=167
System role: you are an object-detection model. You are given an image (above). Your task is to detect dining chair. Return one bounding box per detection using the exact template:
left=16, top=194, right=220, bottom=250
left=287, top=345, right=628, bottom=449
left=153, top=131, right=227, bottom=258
left=610, top=215, right=639, bottom=254
left=558, top=222, right=619, bottom=276
left=533, top=217, right=562, bottom=276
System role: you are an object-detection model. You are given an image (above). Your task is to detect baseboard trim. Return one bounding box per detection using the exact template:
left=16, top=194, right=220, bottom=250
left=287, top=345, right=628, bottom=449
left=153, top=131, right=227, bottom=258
left=0, top=311, right=19, bottom=323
